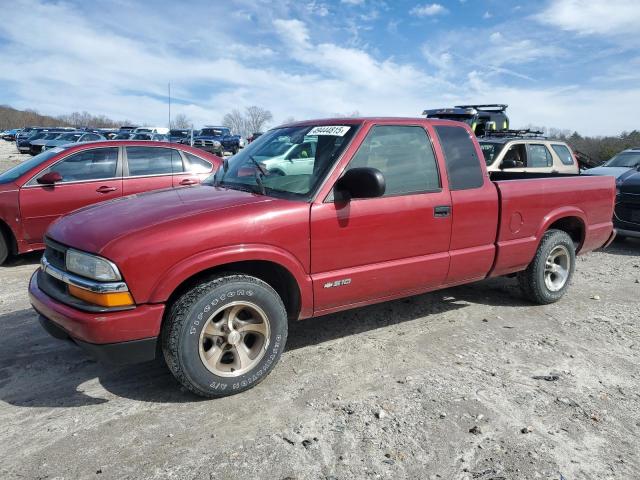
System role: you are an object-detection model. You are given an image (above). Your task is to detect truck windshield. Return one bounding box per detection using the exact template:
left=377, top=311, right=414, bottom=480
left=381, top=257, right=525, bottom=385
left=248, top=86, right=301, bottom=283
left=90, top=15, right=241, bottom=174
left=208, top=124, right=358, bottom=199
left=0, top=147, right=66, bottom=184
left=479, top=142, right=506, bottom=165
left=603, top=151, right=640, bottom=168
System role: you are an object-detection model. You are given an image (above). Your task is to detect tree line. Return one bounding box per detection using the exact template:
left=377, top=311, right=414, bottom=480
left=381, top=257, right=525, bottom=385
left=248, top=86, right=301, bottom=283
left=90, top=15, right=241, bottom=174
left=0, top=105, right=129, bottom=130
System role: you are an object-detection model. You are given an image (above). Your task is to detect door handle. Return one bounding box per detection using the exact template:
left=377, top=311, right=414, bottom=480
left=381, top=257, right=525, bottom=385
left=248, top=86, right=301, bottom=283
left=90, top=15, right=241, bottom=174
left=96, top=186, right=117, bottom=193
left=434, top=205, right=451, bottom=217
left=180, top=179, right=198, bottom=186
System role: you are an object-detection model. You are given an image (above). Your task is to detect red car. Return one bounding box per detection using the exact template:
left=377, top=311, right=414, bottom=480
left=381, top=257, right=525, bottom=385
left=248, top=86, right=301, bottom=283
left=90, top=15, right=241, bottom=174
left=0, top=141, right=221, bottom=264
left=30, top=118, right=616, bottom=397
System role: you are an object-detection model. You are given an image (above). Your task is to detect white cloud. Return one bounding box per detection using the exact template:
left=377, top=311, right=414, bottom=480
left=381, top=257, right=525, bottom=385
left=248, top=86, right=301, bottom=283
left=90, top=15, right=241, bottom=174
left=341, top=0, right=365, bottom=4
left=483, top=11, right=492, bottom=19
left=306, top=1, right=329, bottom=17
left=410, top=3, right=448, bottom=17
left=536, top=0, right=640, bottom=36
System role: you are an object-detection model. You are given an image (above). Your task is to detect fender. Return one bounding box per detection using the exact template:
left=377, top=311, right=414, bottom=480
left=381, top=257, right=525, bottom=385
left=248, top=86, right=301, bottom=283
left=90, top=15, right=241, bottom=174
left=147, top=243, right=314, bottom=318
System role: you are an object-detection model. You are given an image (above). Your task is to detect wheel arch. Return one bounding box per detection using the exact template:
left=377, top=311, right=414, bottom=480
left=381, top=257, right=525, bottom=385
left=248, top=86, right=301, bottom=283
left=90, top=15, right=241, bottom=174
left=537, top=208, right=586, bottom=253
left=148, top=245, right=313, bottom=320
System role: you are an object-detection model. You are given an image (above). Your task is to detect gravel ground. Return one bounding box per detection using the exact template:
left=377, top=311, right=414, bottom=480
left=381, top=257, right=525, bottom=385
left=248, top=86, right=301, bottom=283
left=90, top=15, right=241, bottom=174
left=0, top=139, right=638, bottom=479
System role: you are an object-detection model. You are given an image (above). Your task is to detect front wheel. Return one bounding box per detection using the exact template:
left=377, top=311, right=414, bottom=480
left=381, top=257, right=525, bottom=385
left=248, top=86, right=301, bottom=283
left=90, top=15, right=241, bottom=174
left=518, top=229, right=576, bottom=304
left=162, top=275, right=288, bottom=398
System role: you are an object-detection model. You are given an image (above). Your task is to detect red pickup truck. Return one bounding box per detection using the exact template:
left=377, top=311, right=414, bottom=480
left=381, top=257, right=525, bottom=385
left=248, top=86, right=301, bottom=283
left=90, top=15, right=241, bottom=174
left=29, top=118, right=616, bottom=398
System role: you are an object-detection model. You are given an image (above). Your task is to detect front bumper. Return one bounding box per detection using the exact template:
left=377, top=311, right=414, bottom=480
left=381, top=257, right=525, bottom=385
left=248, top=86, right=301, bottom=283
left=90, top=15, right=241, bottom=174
left=29, top=270, right=165, bottom=364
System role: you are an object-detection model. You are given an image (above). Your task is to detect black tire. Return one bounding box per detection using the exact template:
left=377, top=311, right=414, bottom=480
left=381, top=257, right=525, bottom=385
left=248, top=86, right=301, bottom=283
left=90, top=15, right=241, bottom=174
left=0, top=231, right=8, bottom=265
left=162, top=274, right=288, bottom=398
left=518, top=229, right=576, bottom=304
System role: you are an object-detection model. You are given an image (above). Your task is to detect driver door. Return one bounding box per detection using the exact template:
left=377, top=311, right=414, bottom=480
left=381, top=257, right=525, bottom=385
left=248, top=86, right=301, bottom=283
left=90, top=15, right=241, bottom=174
left=310, top=124, right=452, bottom=314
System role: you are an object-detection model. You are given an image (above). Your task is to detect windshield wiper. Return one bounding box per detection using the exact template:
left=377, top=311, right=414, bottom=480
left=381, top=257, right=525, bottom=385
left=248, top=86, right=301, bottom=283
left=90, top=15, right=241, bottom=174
left=247, top=155, right=266, bottom=195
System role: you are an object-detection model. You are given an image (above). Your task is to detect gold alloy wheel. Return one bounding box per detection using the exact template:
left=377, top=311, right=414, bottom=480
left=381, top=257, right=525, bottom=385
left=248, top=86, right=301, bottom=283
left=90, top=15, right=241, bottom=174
left=198, top=301, right=271, bottom=377
left=544, top=245, right=571, bottom=292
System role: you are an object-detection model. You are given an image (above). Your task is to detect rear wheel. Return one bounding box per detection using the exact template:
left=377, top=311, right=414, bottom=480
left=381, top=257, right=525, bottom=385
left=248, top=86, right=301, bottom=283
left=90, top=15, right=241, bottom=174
left=162, top=274, right=288, bottom=398
left=518, top=229, right=575, bottom=304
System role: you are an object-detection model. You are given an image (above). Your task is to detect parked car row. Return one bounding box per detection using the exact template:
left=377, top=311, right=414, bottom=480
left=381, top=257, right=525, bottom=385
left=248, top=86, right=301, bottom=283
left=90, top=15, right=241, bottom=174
left=3, top=125, right=248, bottom=157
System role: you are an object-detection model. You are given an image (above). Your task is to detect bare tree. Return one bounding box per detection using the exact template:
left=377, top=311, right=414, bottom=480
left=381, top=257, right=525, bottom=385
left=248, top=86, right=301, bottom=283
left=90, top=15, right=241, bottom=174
left=244, top=106, right=273, bottom=135
left=222, top=109, right=246, bottom=136
left=171, top=113, right=192, bottom=129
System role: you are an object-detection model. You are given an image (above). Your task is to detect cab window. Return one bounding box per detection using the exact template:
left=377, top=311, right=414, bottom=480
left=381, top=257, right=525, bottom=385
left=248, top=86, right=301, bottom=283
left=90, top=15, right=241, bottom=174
left=347, top=125, right=440, bottom=196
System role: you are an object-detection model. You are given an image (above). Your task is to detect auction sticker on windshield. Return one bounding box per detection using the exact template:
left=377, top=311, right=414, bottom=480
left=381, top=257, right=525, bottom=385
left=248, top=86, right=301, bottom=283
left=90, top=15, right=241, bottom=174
left=307, top=126, right=351, bottom=136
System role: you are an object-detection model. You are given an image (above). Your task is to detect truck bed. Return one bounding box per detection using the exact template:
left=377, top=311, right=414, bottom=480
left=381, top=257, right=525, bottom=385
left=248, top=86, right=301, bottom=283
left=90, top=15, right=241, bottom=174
left=489, top=173, right=616, bottom=277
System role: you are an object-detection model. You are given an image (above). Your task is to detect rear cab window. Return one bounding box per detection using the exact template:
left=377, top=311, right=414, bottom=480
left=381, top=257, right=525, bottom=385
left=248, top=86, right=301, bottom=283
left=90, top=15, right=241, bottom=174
left=434, top=125, right=484, bottom=190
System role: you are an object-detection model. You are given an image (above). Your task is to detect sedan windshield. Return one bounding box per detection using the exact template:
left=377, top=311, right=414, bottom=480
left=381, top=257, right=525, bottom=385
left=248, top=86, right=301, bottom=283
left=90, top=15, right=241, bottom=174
left=0, top=147, right=66, bottom=184
left=604, top=151, right=640, bottom=168
left=209, top=124, right=358, bottom=199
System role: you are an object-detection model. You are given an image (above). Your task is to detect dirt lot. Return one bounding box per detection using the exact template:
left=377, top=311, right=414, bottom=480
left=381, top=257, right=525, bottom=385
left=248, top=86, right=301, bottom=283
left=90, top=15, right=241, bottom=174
left=0, top=139, right=638, bottom=480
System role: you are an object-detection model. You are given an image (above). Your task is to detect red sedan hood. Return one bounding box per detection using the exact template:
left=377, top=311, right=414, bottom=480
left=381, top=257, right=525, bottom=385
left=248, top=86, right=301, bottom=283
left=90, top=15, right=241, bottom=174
left=47, top=186, right=272, bottom=253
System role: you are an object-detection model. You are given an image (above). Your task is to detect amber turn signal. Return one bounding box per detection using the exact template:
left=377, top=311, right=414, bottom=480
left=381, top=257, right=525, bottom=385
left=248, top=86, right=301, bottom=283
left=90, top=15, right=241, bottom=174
left=68, top=285, right=134, bottom=308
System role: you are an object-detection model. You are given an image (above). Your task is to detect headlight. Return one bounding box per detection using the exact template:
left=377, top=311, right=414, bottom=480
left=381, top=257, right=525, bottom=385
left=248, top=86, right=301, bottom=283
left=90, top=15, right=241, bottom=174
left=66, top=249, right=122, bottom=281
left=213, top=141, right=221, bottom=146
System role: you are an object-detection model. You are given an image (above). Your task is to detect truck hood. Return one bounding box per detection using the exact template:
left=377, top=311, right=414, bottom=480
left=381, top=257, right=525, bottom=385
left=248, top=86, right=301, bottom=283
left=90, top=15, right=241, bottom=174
left=583, top=166, right=634, bottom=179
left=47, top=186, right=273, bottom=253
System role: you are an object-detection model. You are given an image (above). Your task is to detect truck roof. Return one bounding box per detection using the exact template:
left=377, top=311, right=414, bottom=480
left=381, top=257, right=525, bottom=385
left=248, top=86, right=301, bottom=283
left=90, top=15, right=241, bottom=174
left=281, top=116, right=465, bottom=127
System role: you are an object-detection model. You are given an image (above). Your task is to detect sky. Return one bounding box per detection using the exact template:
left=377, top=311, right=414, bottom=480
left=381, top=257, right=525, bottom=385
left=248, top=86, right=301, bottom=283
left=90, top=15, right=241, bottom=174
left=0, top=0, right=639, bottom=136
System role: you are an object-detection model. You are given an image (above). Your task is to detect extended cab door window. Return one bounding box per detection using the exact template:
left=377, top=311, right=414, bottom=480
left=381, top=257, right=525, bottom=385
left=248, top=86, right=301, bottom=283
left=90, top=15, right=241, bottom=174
left=346, top=125, right=440, bottom=195
left=434, top=125, right=484, bottom=189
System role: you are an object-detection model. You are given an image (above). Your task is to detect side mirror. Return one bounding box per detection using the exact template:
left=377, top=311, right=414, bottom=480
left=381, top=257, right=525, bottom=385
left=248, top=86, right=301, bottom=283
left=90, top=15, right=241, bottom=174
left=335, top=167, right=385, bottom=201
left=37, top=171, right=63, bottom=185
left=501, top=159, right=517, bottom=169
